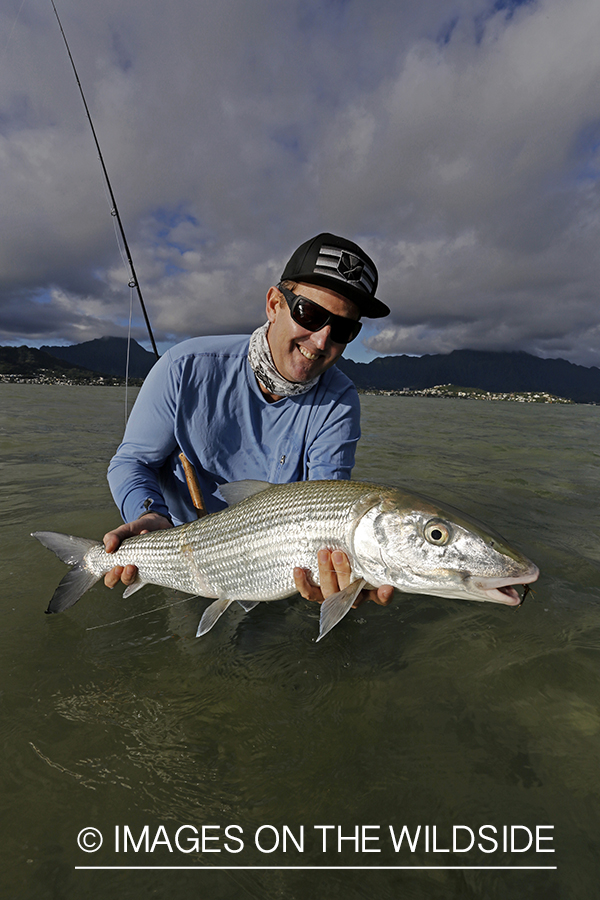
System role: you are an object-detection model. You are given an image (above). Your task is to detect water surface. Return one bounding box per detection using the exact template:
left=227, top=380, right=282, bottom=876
left=1, top=385, right=599, bottom=899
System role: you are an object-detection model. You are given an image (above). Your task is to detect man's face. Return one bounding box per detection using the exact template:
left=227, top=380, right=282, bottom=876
left=265, top=282, right=360, bottom=386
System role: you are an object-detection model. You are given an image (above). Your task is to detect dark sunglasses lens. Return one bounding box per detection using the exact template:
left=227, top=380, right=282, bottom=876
left=330, top=319, right=362, bottom=343
left=289, top=292, right=362, bottom=343
left=292, top=297, right=329, bottom=332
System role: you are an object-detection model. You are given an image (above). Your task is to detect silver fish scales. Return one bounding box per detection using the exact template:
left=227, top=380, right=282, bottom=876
left=33, top=479, right=539, bottom=641
left=180, top=479, right=372, bottom=601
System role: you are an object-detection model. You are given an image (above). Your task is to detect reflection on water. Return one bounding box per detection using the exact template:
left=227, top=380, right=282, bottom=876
left=1, top=385, right=599, bottom=898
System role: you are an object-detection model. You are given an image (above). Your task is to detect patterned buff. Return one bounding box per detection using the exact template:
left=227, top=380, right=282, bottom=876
left=247, top=322, right=320, bottom=398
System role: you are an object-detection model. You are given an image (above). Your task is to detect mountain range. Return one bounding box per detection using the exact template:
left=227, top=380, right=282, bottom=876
left=40, top=336, right=157, bottom=379
left=0, top=345, right=100, bottom=381
left=336, top=348, right=600, bottom=404
left=2, top=337, right=600, bottom=403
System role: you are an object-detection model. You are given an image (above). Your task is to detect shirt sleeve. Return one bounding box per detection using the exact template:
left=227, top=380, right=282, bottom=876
left=306, top=382, right=361, bottom=481
left=107, top=351, right=180, bottom=522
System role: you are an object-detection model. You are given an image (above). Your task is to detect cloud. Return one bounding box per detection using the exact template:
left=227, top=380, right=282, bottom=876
left=1, top=0, right=600, bottom=365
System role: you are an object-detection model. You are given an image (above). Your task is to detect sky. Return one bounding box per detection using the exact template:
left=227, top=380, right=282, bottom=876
left=1, top=0, right=600, bottom=366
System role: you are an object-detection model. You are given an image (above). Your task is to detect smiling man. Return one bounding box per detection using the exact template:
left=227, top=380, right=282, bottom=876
left=104, top=233, right=393, bottom=606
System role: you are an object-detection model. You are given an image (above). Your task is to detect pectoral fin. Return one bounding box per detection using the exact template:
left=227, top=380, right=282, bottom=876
left=196, top=598, right=234, bottom=636
left=317, top=578, right=366, bottom=642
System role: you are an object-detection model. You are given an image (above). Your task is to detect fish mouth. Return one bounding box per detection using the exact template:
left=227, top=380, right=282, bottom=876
left=471, top=564, right=539, bottom=606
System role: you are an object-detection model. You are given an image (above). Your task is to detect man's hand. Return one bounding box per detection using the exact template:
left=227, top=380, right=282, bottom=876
left=103, top=513, right=173, bottom=588
left=293, top=549, right=394, bottom=608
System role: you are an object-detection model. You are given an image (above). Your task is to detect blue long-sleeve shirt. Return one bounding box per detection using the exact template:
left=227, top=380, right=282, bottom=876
left=107, top=334, right=361, bottom=525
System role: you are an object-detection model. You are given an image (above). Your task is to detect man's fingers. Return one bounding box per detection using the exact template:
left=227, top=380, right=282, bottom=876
left=121, top=564, right=138, bottom=586
left=330, top=549, right=352, bottom=590
left=296, top=550, right=354, bottom=603
left=103, top=531, right=122, bottom=554
left=102, top=514, right=172, bottom=589
left=103, top=522, right=135, bottom=553
left=294, top=567, right=323, bottom=603
left=294, top=550, right=395, bottom=609
left=104, top=564, right=138, bottom=589
left=317, top=549, right=344, bottom=597
left=354, top=585, right=395, bottom=608
left=104, top=565, right=124, bottom=588
left=103, top=514, right=173, bottom=554
left=375, top=585, right=394, bottom=606
left=351, top=585, right=394, bottom=609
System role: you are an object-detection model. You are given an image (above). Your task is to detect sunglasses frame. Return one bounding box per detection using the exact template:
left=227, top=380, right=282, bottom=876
left=277, top=283, right=362, bottom=344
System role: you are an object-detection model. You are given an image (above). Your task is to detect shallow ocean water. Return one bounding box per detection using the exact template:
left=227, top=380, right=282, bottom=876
left=1, top=384, right=599, bottom=899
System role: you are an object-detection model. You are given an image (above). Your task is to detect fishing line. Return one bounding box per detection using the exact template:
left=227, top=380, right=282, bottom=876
left=49, top=0, right=206, bottom=510
left=124, top=285, right=134, bottom=425
left=1, top=0, right=28, bottom=59
left=103, top=176, right=129, bottom=268
left=101, top=175, right=135, bottom=422
left=85, top=595, right=199, bottom=631
left=49, top=0, right=159, bottom=361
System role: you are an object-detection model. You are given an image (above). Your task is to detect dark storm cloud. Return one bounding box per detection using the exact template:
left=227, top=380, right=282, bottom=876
left=1, top=0, right=599, bottom=364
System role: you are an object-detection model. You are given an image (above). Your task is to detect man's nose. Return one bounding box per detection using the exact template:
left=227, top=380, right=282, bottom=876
left=310, top=324, right=332, bottom=349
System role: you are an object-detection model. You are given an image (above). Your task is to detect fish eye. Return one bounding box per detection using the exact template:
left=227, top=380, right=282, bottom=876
left=424, top=520, right=451, bottom=545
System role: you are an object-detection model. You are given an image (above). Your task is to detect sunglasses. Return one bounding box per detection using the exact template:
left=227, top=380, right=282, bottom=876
left=277, top=283, right=362, bottom=344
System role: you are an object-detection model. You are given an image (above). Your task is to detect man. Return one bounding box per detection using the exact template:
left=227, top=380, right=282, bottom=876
left=104, top=232, right=393, bottom=608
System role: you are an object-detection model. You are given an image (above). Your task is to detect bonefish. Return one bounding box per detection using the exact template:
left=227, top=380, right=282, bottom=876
left=33, top=479, right=539, bottom=641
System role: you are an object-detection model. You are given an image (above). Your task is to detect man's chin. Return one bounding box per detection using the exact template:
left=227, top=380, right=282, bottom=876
left=290, top=346, right=339, bottom=381
left=288, top=360, right=326, bottom=383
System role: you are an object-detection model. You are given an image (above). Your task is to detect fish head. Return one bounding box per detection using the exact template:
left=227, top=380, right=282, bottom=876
left=352, top=489, right=539, bottom=605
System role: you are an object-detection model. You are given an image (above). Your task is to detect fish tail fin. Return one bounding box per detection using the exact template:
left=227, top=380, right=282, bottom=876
left=32, top=532, right=102, bottom=614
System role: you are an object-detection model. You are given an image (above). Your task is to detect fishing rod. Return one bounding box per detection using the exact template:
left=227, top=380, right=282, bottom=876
left=49, top=0, right=159, bottom=359
left=50, top=0, right=207, bottom=517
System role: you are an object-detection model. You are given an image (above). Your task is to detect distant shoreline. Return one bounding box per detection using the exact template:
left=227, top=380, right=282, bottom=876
left=3, top=339, right=599, bottom=403
left=358, top=386, right=575, bottom=404
left=0, top=375, right=142, bottom=387
left=1, top=374, right=577, bottom=403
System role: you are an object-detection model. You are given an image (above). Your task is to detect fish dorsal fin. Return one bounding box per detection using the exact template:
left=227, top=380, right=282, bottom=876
left=219, top=480, right=272, bottom=507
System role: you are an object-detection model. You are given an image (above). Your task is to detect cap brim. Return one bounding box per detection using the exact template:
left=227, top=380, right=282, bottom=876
left=294, top=273, right=390, bottom=318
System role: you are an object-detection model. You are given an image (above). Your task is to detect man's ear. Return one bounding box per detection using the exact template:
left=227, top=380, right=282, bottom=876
left=265, top=286, right=281, bottom=323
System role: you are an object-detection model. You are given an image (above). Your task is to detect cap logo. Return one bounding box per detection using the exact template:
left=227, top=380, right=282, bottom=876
left=314, top=244, right=376, bottom=294
left=338, top=252, right=364, bottom=283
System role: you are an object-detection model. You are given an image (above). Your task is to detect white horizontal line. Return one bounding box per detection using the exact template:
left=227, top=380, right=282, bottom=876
left=75, top=866, right=558, bottom=871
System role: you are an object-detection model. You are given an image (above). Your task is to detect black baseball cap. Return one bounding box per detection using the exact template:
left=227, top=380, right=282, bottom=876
left=280, top=232, right=390, bottom=318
